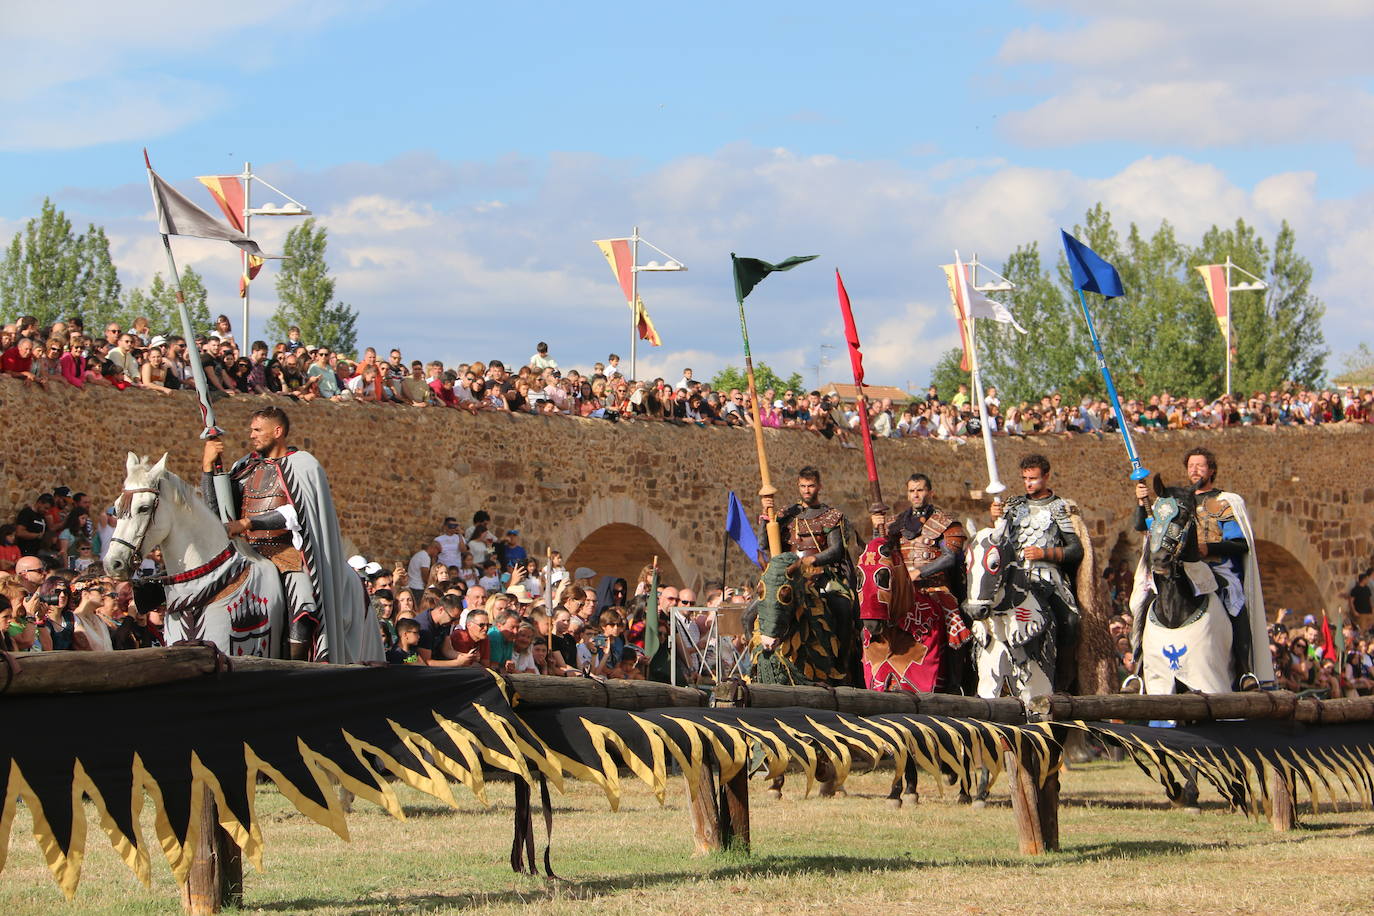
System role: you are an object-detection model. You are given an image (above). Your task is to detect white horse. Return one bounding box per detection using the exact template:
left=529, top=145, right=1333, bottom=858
left=104, top=453, right=286, bottom=657
left=962, top=522, right=1056, bottom=703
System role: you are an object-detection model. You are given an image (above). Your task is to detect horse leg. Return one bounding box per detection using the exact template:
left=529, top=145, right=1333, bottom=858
left=1167, top=765, right=1201, bottom=813
left=766, top=773, right=784, bottom=800
left=816, top=754, right=839, bottom=798
left=970, top=766, right=990, bottom=809
left=901, top=758, right=919, bottom=806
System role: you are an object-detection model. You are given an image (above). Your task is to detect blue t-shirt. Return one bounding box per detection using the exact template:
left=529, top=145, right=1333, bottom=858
left=487, top=626, right=514, bottom=666
left=308, top=364, right=340, bottom=398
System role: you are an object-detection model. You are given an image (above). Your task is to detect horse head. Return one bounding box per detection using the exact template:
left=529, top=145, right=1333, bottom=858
left=105, top=452, right=175, bottom=580
left=754, top=551, right=805, bottom=640
left=963, top=520, right=1010, bottom=621
left=1146, top=474, right=1200, bottom=578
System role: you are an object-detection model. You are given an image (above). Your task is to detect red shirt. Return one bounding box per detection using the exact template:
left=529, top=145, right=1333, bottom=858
left=1, top=346, right=33, bottom=375
left=450, top=628, right=491, bottom=665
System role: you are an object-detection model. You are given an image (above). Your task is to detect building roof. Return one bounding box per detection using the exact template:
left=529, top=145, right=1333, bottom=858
left=820, top=382, right=915, bottom=404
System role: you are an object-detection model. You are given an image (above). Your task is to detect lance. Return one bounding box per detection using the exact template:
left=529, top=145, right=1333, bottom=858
left=953, top=252, right=1007, bottom=500
left=1061, top=230, right=1150, bottom=482
left=144, top=149, right=235, bottom=522
left=835, top=270, right=887, bottom=534
left=731, top=253, right=818, bottom=556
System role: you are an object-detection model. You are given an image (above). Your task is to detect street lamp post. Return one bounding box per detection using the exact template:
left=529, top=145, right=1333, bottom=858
left=1222, top=256, right=1269, bottom=397
left=628, top=226, right=687, bottom=380
left=238, top=162, right=311, bottom=345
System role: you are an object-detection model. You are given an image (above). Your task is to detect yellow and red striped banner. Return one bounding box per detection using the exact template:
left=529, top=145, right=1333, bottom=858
left=594, top=239, right=662, bottom=346
left=941, top=262, right=976, bottom=372
left=1195, top=264, right=1231, bottom=350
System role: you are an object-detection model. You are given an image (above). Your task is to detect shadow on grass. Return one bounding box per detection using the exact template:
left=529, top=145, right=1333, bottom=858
left=253, top=837, right=1270, bottom=913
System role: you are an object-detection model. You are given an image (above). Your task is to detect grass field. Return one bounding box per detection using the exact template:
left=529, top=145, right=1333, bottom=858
left=3, top=758, right=1371, bottom=915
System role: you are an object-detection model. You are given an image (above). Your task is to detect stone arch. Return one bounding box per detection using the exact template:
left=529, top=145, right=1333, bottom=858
left=558, top=496, right=698, bottom=590
left=1248, top=512, right=1331, bottom=620
left=1255, top=539, right=1323, bottom=621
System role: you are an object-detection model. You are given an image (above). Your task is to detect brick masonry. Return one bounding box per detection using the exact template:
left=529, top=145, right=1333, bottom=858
left=3, top=379, right=1366, bottom=617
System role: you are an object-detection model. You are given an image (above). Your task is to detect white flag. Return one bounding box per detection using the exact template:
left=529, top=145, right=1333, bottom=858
left=941, top=261, right=1026, bottom=333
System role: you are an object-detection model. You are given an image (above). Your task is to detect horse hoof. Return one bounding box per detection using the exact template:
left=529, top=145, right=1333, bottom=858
left=1181, top=806, right=1202, bottom=816
left=970, top=799, right=988, bottom=810
left=957, top=792, right=973, bottom=805
left=886, top=797, right=903, bottom=809
left=766, top=789, right=782, bottom=801
left=901, top=793, right=919, bottom=806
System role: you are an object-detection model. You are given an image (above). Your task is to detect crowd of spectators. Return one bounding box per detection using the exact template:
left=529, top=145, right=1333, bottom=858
left=7, top=313, right=1370, bottom=444
left=1, top=496, right=752, bottom=687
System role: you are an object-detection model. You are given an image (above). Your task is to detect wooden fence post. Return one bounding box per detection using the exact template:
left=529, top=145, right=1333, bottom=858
left=1269, top=766, right=1296, bottom=832
left=180, top=793, right=242, bottom=914
left=686, top=762, right=723, bottom=855
left=1001, top=739, right=1046, bottom=855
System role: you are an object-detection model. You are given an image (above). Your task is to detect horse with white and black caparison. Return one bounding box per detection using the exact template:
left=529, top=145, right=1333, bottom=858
left=963, top=521, right=1057, bottom=704
left=104, top=453, right=287, bottom=656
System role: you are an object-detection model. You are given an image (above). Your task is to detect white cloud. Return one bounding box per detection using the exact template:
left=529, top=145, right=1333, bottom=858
left=0, top=1, right=353, bottom=150
left=62, top=144, right=1374, bottom=390
left=997, top=4, right=1374, bottom=155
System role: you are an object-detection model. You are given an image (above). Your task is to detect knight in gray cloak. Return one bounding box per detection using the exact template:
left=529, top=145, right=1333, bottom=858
left=203, top=406, right=382, bottom=663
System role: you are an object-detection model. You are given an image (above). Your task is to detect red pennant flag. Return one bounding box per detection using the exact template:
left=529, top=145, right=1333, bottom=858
left=836, top=270, right=865, bottom=386
left=1321, top=611, right=1337, bottom=661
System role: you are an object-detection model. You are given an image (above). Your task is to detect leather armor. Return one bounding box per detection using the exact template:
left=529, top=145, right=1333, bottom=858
left=899, top=509, right=964, bottom=590
left=234, top=459, right=302, bottom=571
left=786, top=506, right=844, bottom=558
left=1196, top=494, right=1235, bottom=549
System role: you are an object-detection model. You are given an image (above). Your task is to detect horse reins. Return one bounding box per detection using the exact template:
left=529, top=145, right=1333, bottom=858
left=109, top=485, right=161, bottom=568
left=111, top=482, right=239, bottom=586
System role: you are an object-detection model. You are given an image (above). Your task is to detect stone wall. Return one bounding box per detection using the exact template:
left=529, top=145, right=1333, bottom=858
left=3, top=379, right=1369, bottom=616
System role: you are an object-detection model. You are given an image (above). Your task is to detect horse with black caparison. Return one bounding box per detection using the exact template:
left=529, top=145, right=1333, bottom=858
left=1127, top=474, right=1235, bottom=810
left=1131, top=474, right=1233, bottom=697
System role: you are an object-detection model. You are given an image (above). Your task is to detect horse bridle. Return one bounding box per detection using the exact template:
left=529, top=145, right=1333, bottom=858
left=1149, top=496, right=1195, bottom=567
left=109, top=483, right=162, bottom=567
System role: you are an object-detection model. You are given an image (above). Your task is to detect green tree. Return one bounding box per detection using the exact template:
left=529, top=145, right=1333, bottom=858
left=965, top=206, right=1328, bottom=405
left=121, top=268, right=210, bottom=337
left=72, top=225, right=123, bottom=329
left=927, top=347, right=969, bottom=402
left=1195, top=220, right=1325, bottom=392
left=1, top=198, right=81, bottom=324
left=710, top=362, right=805, bottom=395
left=0, top=200, right=125, bottom=329
left=266, top=218, right=359, bottom=355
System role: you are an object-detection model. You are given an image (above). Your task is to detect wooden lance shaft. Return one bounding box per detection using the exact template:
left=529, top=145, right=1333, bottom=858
left=743, top=352, right=781, bottom=556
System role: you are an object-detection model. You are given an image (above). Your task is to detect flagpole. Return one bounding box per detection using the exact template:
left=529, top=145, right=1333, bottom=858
left=631, top=226, right=639, bottom=381
left=1075, top=288, right=1150, bottom=482
left=1224, top=256, right=1233, bottom=398
left=145, top=151, right=234, bottom=522
left=733, top=270, right=781, bottom=557
left=835, top=271, right=886, bottom=534
left=242, top=161, right=252, bottom=351
left=954, top=252, right=1006, bottom=498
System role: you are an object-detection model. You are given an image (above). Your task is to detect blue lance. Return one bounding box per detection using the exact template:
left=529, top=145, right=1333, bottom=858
left=144, top=150, right=236, bottom=521
left=1060, top=230, right=1150, bottom=482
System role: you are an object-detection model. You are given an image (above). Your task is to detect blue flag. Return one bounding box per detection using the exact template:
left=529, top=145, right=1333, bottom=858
left=1061, top=230, right=1124, bottom=299
left=725, top=490, right=762, bottom=568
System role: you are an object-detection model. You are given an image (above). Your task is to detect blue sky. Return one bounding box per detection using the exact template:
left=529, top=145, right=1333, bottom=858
left=4, top=0, right=1373, bottom=387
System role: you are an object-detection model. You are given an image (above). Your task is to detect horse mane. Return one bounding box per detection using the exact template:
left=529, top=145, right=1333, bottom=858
left=126, top=455, right=220, bottom=526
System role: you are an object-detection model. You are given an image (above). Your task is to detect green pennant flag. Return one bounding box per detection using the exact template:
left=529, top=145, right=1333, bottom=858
left=732, top=253, right=819, bottom=302
left=644, top=567, right=660, bottom=661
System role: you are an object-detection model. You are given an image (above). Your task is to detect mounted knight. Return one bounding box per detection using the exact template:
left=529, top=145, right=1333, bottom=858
left=989, top=453, right=1098, bottom=693
left=1132, top=447, right=1272, bottom=689
left=752, top=466, right=859, bottom=685
left=862, top=473, right=971, bottom=693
